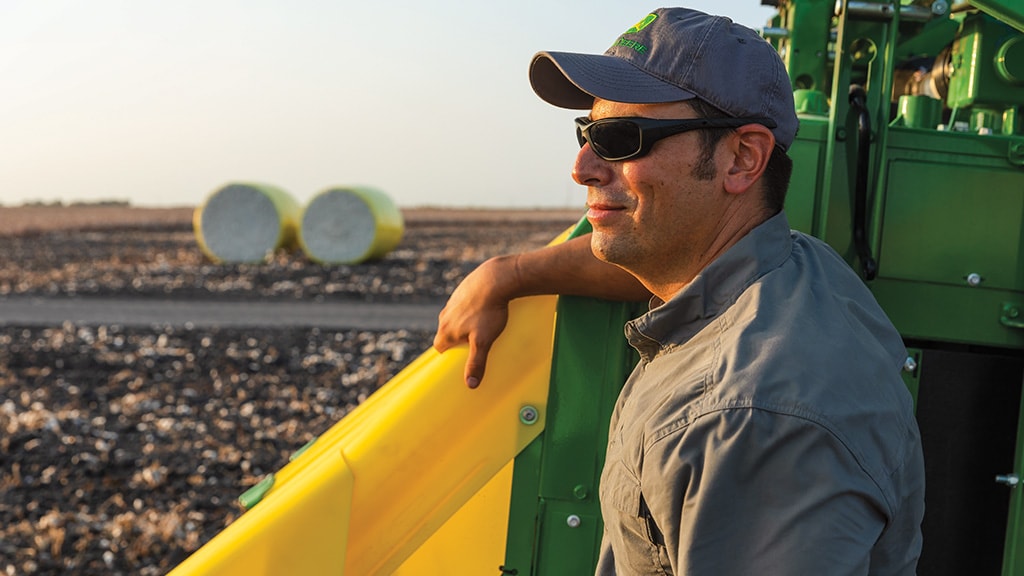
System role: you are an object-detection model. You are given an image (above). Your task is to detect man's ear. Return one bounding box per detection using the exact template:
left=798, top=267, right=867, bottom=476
left=722, top=124, right=774, bottom=195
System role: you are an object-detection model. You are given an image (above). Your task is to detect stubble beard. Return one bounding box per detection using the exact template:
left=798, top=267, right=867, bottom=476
left=590, top=227, right=644, bottom=276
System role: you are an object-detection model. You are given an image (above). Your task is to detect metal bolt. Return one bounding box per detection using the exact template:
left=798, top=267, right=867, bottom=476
left=903, top=356, right=917, bottom=373
left=519, top=405, right=538, bottom=425
left=566, top=514, right=582, bottom=528
left=931, top=0, right=948, bottom=14
left=996, top=474, right=1020, bottom=488
left=966, top=273, right=982, bottom=287
left=761, top=27, right=790, bottom=39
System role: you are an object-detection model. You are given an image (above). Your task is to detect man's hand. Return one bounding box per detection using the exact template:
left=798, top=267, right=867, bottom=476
left=433, top=255, right=520, bottom=389
left=433, top=234, right=648, bottom=389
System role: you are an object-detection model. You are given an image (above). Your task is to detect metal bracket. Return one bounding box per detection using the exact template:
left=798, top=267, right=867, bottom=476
left=1001, top=302, right=1024, bottom=329
left=238, top=473, right=276, bottom=509
left=1009, top=142, right=1024, bottom=167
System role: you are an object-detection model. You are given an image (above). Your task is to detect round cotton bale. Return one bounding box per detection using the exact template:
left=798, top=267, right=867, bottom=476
left=193, top=183, right=301, bottom=263
left=298, top=186, right=404, bottom=265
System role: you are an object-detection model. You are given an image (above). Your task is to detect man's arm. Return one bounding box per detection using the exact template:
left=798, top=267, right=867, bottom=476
left=433, top=233, right=649, bottom=388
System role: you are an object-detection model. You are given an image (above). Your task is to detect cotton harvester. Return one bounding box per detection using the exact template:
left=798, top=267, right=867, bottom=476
left=169, top=1, right=1024, bottom=574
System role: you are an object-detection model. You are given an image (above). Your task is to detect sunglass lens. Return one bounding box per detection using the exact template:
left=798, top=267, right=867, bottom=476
left=588, top=120, right=640, bottom=160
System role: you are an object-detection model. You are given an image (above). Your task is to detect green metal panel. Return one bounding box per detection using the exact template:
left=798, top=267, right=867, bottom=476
left=504, top=438, right=543, bottom=574
left=868, top=127, right=1024, bottom=349
left=972, top=0, right=1024, bottom=34
left=786, top=114, right=830, bottom=235
left=775, top=0, right=836, bottom=91
left=881, top=161, right=1022, bottom=289
left=879, top=131, right=1024, bottom=292
left=872, top=279, right=1024, bottom=349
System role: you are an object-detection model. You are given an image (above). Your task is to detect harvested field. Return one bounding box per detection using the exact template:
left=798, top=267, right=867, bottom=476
left=0, top=206, right=583, bottom=302
left=0, top=205, right=583, bottom=575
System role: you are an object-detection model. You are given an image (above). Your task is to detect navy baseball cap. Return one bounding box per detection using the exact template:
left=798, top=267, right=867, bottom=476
left=529, top=7, right=798, bottom=150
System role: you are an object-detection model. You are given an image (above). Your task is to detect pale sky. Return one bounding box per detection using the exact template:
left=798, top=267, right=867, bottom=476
left=1, top=1, right=777, bottom=209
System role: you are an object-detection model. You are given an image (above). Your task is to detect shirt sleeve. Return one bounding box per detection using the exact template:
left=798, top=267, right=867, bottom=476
left=640, top=407, right=889, bottom=575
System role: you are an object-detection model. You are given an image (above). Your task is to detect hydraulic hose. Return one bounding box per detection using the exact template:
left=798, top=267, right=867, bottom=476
left=849, top=85, right=878, bottom=280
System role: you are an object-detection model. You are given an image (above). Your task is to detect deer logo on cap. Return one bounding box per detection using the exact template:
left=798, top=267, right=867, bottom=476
left=625, top=13, right=658, bottom=34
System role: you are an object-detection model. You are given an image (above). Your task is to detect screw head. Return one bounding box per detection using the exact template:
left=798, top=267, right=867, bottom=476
left=966, top=273, right=982, bottom=287
left=519, top=405, right=538, bottom=425
left=566, top=514, right=582, bottom=528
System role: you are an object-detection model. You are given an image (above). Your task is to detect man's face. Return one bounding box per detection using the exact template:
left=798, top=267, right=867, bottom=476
left=574, top=98, right=730, bottom=293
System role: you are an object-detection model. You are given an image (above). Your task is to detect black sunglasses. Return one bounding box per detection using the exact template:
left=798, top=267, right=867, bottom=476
left=575, top=116, right=777, bottom=162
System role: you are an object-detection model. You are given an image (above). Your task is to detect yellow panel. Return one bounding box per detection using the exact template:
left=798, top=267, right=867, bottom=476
left=342, top=293, right=556, bottom=575
left=394, top=461, right=515, bottom=575
left=166, top=453, right=353, bottom=576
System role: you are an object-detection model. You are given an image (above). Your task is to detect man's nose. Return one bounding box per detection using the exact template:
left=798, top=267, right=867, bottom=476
left=572, top=144, right=609, bottom=186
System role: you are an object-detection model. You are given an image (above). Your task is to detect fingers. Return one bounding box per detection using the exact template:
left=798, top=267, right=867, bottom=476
left=432, top=309, right=456, bottom=353
left=434, top=304, right=507, bottom=389
left=464, top=337, right=493, bottom=389
left=430, top=256, right=516, bottom=389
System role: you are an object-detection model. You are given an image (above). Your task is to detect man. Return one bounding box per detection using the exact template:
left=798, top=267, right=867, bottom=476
left=434, top=7, right=925, bottom=574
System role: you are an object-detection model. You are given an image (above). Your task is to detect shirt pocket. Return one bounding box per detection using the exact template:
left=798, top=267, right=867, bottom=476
left=603, top=458, right=643, bottom=516
left=602, top=459, right=673, bottom=575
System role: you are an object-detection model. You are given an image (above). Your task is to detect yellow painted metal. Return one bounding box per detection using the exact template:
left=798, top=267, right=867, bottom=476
left=340, top=293, right=557, bottom=575
left=167, top=226, right=572, bottom=575
left=166, top=445, right=354, bottom=575
left=393, top=460, right=516, bottom=575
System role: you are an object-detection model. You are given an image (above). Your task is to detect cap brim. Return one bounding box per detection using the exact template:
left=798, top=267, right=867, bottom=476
left=529, top=51, right=696, bottom=110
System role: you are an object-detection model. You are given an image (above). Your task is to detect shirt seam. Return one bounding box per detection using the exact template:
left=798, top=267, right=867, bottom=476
left=644, top=404, right=897, bottom=519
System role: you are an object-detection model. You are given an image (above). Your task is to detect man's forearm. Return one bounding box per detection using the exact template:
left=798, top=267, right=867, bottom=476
left=504, top=233, right=650, bottom=302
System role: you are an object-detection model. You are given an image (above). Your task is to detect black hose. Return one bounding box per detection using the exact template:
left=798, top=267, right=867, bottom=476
left=849, top=85, right=878, bottom=280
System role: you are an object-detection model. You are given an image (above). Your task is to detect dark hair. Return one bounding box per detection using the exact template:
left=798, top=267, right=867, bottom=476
left=762, top=146, right=793, bottom=215
left=686, top=99, right=792, bottom=215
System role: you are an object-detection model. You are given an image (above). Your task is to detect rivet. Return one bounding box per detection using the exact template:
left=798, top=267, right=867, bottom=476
left=966, top=273, right=982, bottom=287
left=567, top=514, right=582, bottom=528
left=573, top=484, right=589, bottom=500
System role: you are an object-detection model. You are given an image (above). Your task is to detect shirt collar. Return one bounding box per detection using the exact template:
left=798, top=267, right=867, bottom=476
left=625, top=212, right=793, bottom=361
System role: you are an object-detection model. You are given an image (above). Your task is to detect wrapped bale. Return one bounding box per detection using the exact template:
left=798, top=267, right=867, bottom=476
left=193, top=183, right=301, bottom=263
left=298, top=186, right=404, bottom=264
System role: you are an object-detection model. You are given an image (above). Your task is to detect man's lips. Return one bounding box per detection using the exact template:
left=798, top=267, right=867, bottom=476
left=586, top=202, right=626, bottom=224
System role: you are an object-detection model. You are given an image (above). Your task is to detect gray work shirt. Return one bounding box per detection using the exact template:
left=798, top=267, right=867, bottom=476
left=596, top=213, right=925, bottom=575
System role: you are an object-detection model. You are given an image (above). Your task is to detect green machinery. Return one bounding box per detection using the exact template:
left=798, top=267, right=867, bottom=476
left=499, top=1, right=1024, bottom=574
